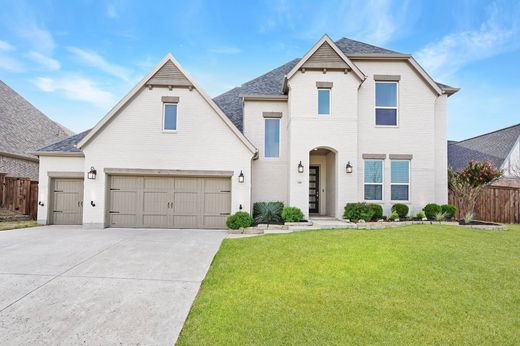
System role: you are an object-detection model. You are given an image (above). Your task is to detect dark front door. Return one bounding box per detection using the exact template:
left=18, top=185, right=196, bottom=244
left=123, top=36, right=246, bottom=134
left=309, top=166, right=319, bottom=214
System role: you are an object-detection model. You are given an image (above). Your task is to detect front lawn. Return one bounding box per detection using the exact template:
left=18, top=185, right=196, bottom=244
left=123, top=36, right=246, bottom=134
left=0, top=220, right=38, bottom=231
left=178, top=225, right=520, bottom=345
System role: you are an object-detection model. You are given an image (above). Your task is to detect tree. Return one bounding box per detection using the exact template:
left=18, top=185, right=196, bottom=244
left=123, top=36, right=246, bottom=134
left=448, top=160, right=503, bottom=218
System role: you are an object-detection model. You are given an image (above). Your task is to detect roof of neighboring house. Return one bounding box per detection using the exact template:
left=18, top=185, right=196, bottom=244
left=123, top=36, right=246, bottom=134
left=38, top=129, right=91, bottom=152
left=0, top=80, right=73, bottom=159
left=448, top=123, right=520, bottom=171
left=214, top=37, right=457, bottom=131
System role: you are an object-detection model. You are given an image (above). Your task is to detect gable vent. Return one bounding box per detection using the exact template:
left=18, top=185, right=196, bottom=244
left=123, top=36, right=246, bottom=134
left=303, top=42, right=349, bottom=69
left=147, top=61, right=193, bottom=88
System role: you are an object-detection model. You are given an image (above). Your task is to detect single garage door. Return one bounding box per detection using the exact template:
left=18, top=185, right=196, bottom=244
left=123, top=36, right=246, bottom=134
left=51, top=178, right=84, bottom=225
left=107, top=175, right=231, bottom=229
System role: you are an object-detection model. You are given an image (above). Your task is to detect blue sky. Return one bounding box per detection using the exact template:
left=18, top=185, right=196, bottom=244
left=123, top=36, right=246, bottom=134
left=0, top=0, right=519, bottom=140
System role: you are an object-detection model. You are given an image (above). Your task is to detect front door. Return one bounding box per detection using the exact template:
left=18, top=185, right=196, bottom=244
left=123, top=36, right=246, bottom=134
left=309, top=166, right=319, bottom=214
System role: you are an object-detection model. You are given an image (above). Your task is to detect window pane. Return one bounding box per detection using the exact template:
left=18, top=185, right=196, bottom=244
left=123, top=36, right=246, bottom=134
left=376, top=108, right=397, bottom=126
left=318, top=89, right=330, bottom=115
left=265, top=119, right=280, bottom=157
left=391, top=185, right=409, bottom=200
left=364, top=160, right=382, bottom=183
left=164, top=104, right=177, bottom=130
left=364, top=185, right=382, bottom=200
left=391, top=161, right=409, bottom=183
left=376, top=83, right=397, bottom=107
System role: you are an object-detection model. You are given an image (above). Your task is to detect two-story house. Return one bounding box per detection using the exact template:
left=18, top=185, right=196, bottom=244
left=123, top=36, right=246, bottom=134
left=35, top=35, right=458, bottom=228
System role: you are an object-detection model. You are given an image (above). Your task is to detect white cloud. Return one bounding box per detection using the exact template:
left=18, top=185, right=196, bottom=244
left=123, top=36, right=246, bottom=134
left=18, top=21, right=55, bottom=54
left=33, top=76, right=115, bottom=108
left=26, top=51, right=60, bottom=70
left=416, top=3, right=520, bottom=81
left=0, top=40, right=15, bottom=52
left=67, top=47, right=131, bottom=82
left=208, top=46, right=241, bottom=54
left=0, top=54, right=24, bottom=72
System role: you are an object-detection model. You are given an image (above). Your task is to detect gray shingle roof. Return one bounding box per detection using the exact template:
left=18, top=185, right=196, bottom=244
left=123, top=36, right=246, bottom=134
left=0, top=80, right=72, bottom=158
left=38, top=129, right=90, bottom=152
left=213, top=37, right=445, bottom=131
left=448, top=123, right=520, bottom=171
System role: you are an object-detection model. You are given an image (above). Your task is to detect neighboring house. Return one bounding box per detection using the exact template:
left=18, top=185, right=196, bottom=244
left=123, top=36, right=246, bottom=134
left=36, top=35, right=459, bottom=228
left=448, top=123, right=520, bottom=182
left=0, top=80, right=72, bottom=180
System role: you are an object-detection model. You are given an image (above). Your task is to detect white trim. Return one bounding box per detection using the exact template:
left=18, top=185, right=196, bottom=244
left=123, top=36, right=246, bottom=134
left=317, top=88, right=331, bottom=116
left=77, top=54, right=257, bottom=155
left=162, top=103, right=178, bottom=132
left=263, top=118, right=281, bottom=159
left=363, top=159, right=384, bottom=201
left=390, top=159, right=410, bottom=202
left=375, top=81, right=399, bottom=127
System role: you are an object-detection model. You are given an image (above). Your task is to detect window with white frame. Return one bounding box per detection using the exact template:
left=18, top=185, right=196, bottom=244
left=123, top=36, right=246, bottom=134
left=391, top=160, right=409, bottom=200
left=375, top=82, right=398, bottom=126
left=364, top=160, right=383, bottom=200
left=264, top=118, right=280, bottom=157
left=318, top=88, right=330, bottom=115
left=163, top=103, right=177, bottom=131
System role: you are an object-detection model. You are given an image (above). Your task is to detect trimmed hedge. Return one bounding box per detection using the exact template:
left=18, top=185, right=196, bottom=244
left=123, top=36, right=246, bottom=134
left=344, top=203, right=382, bottom=221
left=441, top=204, right=457, bottom=220
left=423, top=203, right=441, bottom=220
left=226, top=212, right=253, bottom=230
left=391, top=203, right=409, bottom=219
left=282, top=207, right=304, bottom=222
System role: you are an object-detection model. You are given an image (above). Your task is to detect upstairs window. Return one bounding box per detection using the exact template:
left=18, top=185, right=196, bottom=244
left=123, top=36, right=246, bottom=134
left=364, top=160, right=383, bottom=200
left=318, top=89, right=330, bottom=115
left=264, top=118, right=280, bottom=158
left=391, top=160, right=409, bottom=200
left=375, top=82, right=398, bottom=126
left=163, top=103, right=177, bottom=131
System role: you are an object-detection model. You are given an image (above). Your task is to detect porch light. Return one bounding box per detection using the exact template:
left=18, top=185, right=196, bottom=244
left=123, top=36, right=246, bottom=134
left=87, top=167, right=97, bottom=180
left=238, top=170, right=245, bottom=183
left=346, top=161, right=353, bottom=174
left=298, top=161, right=304, bottom=173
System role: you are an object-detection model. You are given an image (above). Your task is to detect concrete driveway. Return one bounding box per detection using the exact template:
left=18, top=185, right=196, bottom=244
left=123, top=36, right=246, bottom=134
left=0, top=225, right=227, bottom=345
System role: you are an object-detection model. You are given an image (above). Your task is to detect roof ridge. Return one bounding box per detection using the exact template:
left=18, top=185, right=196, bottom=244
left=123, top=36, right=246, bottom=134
left=453, top=123, right=520, bottom=145
left=335, top=37, right=399, bottom=54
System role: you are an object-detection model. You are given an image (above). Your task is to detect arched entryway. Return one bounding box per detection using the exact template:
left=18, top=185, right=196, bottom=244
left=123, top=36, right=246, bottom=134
left=309, top=147, right=337, bottom=217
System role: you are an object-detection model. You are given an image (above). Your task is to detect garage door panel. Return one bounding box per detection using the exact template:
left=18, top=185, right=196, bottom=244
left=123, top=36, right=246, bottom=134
left=108, top=175, right=230, bottom=229
left=173, top=216, right=199, bottom=228
left=52, top=179, right=83, bottom=225
left=204, top=193, right=231, bottom=215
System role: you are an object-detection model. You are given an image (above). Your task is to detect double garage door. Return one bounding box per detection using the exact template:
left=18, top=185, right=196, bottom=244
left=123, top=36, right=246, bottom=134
left=107, top=175, right=231, bottom=229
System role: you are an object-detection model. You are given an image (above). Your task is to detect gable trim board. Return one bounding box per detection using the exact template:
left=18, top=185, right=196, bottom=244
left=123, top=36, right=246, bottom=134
left=282, top=35, right=366, bottom=93
left=77, top=54, right=257, bottom=155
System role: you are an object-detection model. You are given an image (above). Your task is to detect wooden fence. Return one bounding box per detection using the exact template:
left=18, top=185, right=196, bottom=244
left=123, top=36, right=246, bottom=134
left=0, top=173, right=39, bottom=219
left=449, top=185, right=520, bottom=224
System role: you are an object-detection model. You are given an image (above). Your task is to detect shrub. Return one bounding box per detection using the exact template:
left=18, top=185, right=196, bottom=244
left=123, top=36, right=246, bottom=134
left=416, top=210, right=426, bottom=219
left=391, top=203, right=409, bottom=219
left=434, top=212, right=447, bottom=222
left=226, top=212, right=253, bottom=230
left=253, top=201, right=284, bottom=224
left=441, top=204, right=457, bottom=220
left=423, top=203, right=441, bottom=220
left=282, top=207, right=304, bottom=223
left=463, top=212, right=474, bottom=224
left=388, top=211, right=400, bottom=221
left=343, top=203, right=381, bottom=221
left=369, top=204, right=384, bottom=219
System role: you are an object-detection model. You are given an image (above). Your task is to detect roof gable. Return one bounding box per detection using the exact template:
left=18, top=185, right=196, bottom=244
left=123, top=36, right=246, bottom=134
left=0, top=80, right=72, bottom=159
left=302, top=41, right=349, bottom=69
left=76, top=54, right=257, bottom=155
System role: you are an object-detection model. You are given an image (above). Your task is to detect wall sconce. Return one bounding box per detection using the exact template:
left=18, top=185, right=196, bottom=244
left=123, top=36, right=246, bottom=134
left=298, top=161, right=304, bottom=173
left=38, top=201, right=44, bottom=207
left=346, top=161, right=353, bottom=174
left=90, top=201, right=96, bottom=207
left=239, top=204, right=243, bottom=210
left=87, top=166, right=97, bottom=180
left=238, top=170, right=245, bottom=183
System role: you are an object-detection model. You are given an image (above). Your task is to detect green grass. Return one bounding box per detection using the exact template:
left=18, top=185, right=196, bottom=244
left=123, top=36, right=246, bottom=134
left=177, top=225, right=520, bottom=345
left=0, top=220, right=38, bottom=231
